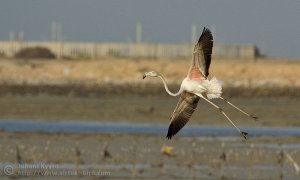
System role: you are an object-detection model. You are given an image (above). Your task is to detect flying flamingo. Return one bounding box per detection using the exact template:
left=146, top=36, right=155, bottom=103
left=143, top=27, right=258, bottom=139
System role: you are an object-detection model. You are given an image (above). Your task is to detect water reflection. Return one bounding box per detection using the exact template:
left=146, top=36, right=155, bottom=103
left=0, top=119, right=300, bottom=137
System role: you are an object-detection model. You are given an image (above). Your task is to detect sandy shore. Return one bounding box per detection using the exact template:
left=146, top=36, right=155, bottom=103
left=0, top=57, right=299, bottom=86
left=0, top=57, right=299, bottom=83
left=0, top=58, right=299, bottom=97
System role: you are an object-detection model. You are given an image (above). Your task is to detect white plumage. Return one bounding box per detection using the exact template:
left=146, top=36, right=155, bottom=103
left=143, top=27, right=257, bottom=140
left=204, top=77, right=222, bottom=99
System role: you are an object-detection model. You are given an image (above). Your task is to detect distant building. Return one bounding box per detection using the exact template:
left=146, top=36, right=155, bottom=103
left=0, top=40, right=258, bottom=59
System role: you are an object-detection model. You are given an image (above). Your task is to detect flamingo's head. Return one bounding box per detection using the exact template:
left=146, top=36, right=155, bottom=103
left=142, top=71, right=159, bottom=79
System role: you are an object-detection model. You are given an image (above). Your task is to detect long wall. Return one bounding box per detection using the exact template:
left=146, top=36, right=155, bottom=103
left=0, top=40, right=257, bottom=59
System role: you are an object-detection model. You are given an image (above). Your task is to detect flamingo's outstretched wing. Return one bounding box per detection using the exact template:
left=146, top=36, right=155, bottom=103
left=189, top=27, right=213, bottom=79
left=166, top=91, right=200, bottom=139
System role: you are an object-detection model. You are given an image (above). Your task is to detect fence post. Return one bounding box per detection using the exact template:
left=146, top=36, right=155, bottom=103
left=75, top=141, right=81, bottom=176
left=131, top=141, right=137, bottom=178
left=220, top=142, right=226, bottom=179
left=278, top=149, right=284, bottom=180
left=247, top=143, right=254, bottom=180
left=16, top=144, right=22, bottom=164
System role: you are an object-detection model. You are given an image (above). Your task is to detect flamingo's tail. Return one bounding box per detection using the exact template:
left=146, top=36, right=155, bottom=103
left=206, top=77, right=222, bottom=99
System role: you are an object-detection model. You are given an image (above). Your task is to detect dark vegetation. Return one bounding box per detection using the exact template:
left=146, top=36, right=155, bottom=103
left=14, top=47, right=56, bottom=59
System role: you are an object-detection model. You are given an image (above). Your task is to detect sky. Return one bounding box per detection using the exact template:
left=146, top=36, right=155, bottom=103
left=0, top=0, right=300, bottom=58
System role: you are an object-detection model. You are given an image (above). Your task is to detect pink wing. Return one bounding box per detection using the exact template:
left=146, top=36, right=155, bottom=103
left=188, top=27, right=213, bottom=80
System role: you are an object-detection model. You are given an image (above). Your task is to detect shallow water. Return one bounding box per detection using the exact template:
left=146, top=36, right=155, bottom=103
left=1, top=119, right=300, bottom=137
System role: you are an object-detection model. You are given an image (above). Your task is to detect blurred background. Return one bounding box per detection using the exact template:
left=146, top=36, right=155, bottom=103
left=0, top=0, right=300, bottom=179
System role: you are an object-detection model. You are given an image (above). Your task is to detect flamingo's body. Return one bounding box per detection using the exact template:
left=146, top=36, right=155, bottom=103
left=143, top=27, right=257, bottom=139
left=179, top=76, right=222, bottom=99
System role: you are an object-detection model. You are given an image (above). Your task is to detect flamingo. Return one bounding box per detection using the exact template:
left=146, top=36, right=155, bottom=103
left=143, top=27, right=258, bottom=140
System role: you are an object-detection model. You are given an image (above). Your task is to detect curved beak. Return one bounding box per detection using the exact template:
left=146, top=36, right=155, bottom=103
left=142, top=74, right=146, bottom=79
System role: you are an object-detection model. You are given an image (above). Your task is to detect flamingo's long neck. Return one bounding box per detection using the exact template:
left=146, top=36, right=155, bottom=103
left=158, top=75, right=183, bottom=96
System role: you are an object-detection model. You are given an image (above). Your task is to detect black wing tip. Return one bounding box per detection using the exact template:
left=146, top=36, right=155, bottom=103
left=241, top=131, right=248, bottom=140
left=202, top=26, right=210, bottom=33
left=166, top=131, right=174, bottom=139
left=198, top=27, right=213, bottom=42
left=166, top=135, right=172, bottom=140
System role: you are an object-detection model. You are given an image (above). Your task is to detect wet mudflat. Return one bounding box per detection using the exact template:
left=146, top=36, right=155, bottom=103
left=0, top=95, right=299, bottom=179
left=0, top=132, right=300, bottom=179
left=0, top=94, right=299, bottom=127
